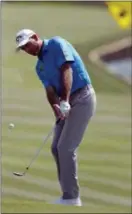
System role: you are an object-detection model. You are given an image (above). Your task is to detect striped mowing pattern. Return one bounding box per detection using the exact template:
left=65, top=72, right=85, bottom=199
left=2, top=89, right=131, bottom=213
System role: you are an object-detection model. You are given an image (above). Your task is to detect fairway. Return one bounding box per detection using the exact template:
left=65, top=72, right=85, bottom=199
left=2, top=2, right=131, bottom=213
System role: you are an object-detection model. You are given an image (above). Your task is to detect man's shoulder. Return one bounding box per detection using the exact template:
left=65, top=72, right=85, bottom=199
left=49, top=36, right=64, bottom=42
left=48, top=36, right=68, bottom=47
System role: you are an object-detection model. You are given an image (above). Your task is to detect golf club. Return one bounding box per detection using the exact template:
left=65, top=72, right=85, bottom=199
left=13, top=119, right=60, bottom=177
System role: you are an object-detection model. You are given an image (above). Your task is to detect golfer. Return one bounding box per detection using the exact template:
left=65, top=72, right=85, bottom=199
left=16, top=29, right=96, bottom=206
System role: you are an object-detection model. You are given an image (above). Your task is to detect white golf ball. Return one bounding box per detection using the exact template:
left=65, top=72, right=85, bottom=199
left=8, top=123, right=15, bottom=129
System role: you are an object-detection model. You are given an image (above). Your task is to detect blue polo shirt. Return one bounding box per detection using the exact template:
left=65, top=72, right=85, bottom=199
left=36, top=36, right=91, bottom=96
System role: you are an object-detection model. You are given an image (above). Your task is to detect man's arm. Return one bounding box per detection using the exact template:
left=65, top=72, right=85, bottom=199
left=60, top=62, right=73, bottom=102
left=45, top=86, right=65, bottom=119
left=48, top=37, right=74, bottom=117
left=45, top=69, right=72, bottom=119
left=51, top=38, right=74, bottom=102
left=45, top=86, right=60, bottom=108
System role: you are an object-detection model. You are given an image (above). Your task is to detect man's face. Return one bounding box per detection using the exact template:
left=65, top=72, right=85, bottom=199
left=20, top=38, right=40, bottom=56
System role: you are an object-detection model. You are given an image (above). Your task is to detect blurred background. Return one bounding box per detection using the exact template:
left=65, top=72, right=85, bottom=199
left=1, top=1, right=131, bottom=213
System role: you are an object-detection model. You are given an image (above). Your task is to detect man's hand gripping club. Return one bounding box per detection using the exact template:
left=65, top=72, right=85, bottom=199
left=53, top=100, right=71, bottom=120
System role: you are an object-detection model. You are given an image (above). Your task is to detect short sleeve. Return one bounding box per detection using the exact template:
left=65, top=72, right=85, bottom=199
left=42, top=79, right=50, bottom=88
left=52, top=37, right=74, bottom=69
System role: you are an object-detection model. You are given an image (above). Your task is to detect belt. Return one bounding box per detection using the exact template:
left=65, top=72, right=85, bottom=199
left=71, top=84, right=93, bottom=97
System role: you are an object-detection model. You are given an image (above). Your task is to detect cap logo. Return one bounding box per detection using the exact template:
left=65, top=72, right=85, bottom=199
left=16, top=35, right=23, bottom=43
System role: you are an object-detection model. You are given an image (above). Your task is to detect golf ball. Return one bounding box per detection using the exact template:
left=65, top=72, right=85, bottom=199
left=8, top=123, right=15, bottom=129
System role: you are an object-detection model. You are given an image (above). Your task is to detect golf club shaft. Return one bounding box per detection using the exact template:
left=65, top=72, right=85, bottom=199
left=26, top=128, right=53, bottom=170
left=24, top=119, right=60, bottom=171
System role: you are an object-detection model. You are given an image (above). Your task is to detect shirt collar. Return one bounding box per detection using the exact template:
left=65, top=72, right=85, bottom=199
left=38, top=39, right=49, bottom=61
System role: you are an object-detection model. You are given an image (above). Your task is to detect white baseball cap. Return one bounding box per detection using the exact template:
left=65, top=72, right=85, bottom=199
left=16, top=29, right=36, bottom=48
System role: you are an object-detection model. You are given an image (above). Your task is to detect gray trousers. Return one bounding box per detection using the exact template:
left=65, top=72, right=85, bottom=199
left=51, top=85, right=96, bottom=199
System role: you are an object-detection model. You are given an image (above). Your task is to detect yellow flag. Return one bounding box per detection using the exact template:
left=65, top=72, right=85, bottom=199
left=106, top=1, right=132, bottom=29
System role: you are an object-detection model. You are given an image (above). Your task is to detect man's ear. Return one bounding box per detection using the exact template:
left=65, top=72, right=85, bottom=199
left=31, top=34, right=38, bottom=41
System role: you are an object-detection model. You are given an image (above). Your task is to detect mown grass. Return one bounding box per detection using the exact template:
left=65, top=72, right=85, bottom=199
left=2, top=2, right=131, bottom=213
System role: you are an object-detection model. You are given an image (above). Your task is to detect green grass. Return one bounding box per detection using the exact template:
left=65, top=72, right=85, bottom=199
left=2, top=2, right=131, bottom=213
left=3, top=198, right=131, bottom=214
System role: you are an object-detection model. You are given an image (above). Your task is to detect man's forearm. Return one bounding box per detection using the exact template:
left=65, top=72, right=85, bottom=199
left=60, top=63, right=73, bottom=101
left=46, top=86, right=60, bottom=107
left=46, top=86, right=64, bottom=119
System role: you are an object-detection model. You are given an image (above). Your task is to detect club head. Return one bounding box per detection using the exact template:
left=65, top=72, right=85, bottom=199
left=13, top=172, right=25, bottom=177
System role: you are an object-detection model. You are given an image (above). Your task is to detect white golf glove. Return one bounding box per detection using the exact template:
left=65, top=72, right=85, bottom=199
left=60, top=100, right=71, bottom=115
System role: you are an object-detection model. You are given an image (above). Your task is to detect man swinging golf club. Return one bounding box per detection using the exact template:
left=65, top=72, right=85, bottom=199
left=15, top=29, right=96, bottom=206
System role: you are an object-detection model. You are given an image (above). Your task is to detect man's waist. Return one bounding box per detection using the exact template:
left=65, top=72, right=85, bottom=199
left=71, top=84, right=93, bottom=97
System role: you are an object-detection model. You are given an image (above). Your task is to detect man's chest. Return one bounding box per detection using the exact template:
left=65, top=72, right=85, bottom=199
left=38, top=54, right=60, bottom=81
